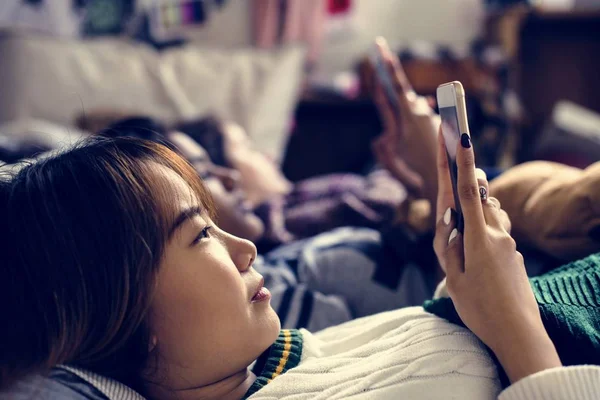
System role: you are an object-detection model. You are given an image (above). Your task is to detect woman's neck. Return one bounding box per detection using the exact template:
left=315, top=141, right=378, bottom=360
left=147, top=368, right=256, bottom=400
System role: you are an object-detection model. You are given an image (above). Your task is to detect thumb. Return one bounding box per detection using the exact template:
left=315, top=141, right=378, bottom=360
left=426, top=96, right=437, bottom=109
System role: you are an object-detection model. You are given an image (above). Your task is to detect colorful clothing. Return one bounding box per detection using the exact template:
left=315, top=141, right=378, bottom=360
left=255, top=169, right=407, bottom=250
left=243, top=329, right=303, bottom=399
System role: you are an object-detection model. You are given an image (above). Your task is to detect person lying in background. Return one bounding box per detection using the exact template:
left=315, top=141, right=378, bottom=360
left=99, top=116, right=274, bottom=244
left=100, top=115, right=408, bottom=252
left=368, top=37, right=502, bottom=229
left=368, top=37, right=600, bottom=271
left=1, top=132, right=598, bottom=400
left=174, top=116, right=412, bottom=250
left=367, top=39, right=440, bottom=224
left=101, top=117, right=437, bottom=332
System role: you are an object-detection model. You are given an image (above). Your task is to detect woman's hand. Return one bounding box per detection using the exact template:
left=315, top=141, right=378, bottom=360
left=370, top=38, right=439, bottom=207
left=433, top=128, right=562, bottom=383
left=372, top=133, right=424, bottom=197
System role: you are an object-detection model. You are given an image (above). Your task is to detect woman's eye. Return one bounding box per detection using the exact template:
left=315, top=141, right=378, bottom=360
left=192, top=226, right=212, bottom=245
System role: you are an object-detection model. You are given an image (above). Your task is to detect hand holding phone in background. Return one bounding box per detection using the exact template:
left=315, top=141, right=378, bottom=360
left=370, top=40, right=400, bottom=117
left=370, top=37, right=440, bottom=218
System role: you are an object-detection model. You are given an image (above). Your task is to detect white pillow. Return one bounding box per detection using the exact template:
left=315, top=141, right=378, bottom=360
left=0, top=33, right=305, bottom=161
left=0, top=118, right=88, bottom=148
left=159, top=44, right=306, bottom=160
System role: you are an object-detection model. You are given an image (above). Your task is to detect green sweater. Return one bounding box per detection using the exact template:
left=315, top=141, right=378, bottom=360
left=424, top=253, right=600, bottom=386
left=243, top=329, right=303, bottom=399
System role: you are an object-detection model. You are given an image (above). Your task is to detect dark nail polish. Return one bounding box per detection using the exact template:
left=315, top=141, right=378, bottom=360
left=460, top=133, right=471, bottom=148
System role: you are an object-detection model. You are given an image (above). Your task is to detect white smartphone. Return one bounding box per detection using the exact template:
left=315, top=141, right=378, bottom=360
left=370, top=44, right=400, bottom=114
left=436, top=81, right=471, bottom=233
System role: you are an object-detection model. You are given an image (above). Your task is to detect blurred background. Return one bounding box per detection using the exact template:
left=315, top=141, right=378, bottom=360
left=0, top=0, right=599, bottom=179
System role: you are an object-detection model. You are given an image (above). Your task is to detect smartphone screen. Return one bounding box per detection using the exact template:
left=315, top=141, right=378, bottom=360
left=439, top=106, right=460, bottom=161
left=439, top=104, right=464, bottom=233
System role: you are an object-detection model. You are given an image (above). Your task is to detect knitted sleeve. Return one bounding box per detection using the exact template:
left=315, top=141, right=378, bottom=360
left=498, top=366, right=600, bottom=400
left=424, top=252, right=600, bottom=389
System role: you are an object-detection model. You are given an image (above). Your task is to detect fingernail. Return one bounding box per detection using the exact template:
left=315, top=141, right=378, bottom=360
left=460, top=133, right=471, bottom=148
left=443, top=207, right=452, bottom=225
left=448, top=228, right=458, bottom=245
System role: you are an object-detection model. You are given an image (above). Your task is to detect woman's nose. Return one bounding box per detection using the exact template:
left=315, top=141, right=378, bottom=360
left=230, top=236, right=257, bottom=273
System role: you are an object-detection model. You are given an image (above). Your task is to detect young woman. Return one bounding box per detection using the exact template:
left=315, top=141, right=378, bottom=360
left=1, top=128, right=598, bottom=399
left=96, top=117, right=437, bottom=335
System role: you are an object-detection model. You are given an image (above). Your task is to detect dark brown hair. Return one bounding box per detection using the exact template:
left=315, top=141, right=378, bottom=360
left=0, top=137, right=213, bottom=392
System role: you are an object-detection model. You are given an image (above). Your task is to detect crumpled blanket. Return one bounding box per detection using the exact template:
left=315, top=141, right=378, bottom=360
left=489, top=160, right=600, bottom=261
left=254, top=169, right=407, bottom=250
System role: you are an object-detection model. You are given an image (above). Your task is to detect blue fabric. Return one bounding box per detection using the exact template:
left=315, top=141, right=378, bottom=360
left=5, top=369, right=108, bottom=400
left=254, top=227, right=433, bottom=332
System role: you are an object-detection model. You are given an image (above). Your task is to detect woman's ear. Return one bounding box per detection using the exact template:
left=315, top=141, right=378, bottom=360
left=148, top=335, right=158, bottom=353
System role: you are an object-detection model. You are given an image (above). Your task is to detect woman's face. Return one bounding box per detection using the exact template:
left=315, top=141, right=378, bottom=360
left=145, top=164, right=280, bottom=390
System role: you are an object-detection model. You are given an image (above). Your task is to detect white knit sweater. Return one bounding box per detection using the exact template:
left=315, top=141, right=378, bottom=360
left=248, top=307, right=600, bottom=400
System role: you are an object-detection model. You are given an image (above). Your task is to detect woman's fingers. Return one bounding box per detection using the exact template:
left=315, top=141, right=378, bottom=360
left=372, top=76, right=398, bottom=132
left=426, top=96, right=437, bottom=109
left=373, top=134, right=424, bottom=196
left=375, top=37, right=414, bottom=92
left=476, top=168, right=488, bottom=202
left=376, top=38, right=414, bottom=116
left=371, top=135, right=385, bottom=159
left=388, top=157, right=424, bottom=197
left=472, top=167, right=512, bottom=233
left=456, top=133, right=487, bottom=234
left=372, top=134, right=394, bottom=164
left=472, top=170, right=512, bottom=233
left=434, top=207, right=464, bottom=275
left=436, top=127, right=455, bottom=222
left=482, top=197, right=512, bottom=233
left=499, top=209, right=512, bottom=233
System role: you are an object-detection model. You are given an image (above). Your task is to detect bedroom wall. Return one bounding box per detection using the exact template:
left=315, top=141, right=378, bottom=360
left=183, top=0, right=253, bottom=48
left=318, top=0, right=485, bottom=77
left=184, top=0, right=485, bottom=77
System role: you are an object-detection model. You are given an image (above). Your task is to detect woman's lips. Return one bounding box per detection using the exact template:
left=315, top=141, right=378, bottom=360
left=251, top=278, right=271, bottom=302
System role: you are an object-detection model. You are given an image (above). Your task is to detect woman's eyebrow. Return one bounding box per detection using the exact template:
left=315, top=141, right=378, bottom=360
left=168, top=206, right=202, bottom=238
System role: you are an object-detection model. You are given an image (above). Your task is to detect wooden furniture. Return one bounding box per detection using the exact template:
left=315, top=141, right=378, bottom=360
left=282, top=56, right=505, bottom=182
left=282, top=93, right=381, bottom=182
left=487, top=6, right=600, bottom=161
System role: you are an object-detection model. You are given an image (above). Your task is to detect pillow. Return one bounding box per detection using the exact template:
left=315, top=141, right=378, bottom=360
left=0, top=118, right=88, bottom=148
left=0, top=32, right=305, bottom=160
left=489, top=161, right=600, bottom=260
left=159, top=44, right=305, bottom=161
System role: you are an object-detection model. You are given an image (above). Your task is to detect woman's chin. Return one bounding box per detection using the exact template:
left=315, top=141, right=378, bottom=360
left=264, top=308, right=282, bottom=338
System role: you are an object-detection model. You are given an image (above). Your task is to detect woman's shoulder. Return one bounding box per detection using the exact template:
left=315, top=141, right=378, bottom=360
left=304, top=306, right=484, bottom=355
left=251, top=307, right=501, bottom=399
